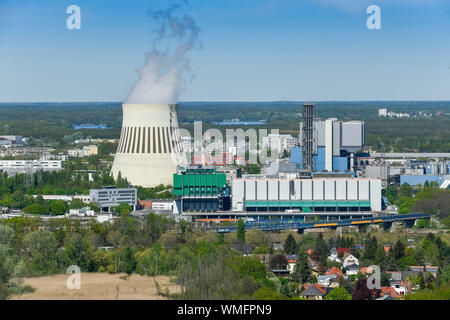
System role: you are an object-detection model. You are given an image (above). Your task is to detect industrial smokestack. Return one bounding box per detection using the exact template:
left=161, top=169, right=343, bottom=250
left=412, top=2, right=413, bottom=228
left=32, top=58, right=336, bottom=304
left=302, top=103, right=315, bottom=172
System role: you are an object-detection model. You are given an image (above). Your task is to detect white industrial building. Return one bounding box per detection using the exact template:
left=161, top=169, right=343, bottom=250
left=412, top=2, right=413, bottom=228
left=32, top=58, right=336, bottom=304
left=378, top=108, right=387, bottom=117
left=262, top=134, right=298, bottom=153
left=0, top=160, right=62, bottom=175
left=31, top=194, right=90, bottom=203
left=232, top=177, right=382, bottom=212
left=151, top=200, right=175, bottom=211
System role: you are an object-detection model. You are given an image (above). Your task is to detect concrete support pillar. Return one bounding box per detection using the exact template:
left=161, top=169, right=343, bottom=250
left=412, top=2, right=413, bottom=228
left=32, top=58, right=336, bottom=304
left=390, top=222, right=398, bottom=233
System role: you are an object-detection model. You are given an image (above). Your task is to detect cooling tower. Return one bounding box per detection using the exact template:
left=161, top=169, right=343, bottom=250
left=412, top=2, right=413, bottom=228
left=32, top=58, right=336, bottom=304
left=111, top=104, right=186, bottom=187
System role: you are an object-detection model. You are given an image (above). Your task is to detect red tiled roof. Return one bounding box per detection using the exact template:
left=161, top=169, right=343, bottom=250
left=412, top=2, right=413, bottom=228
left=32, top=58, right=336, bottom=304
left=314, top=284, right=326, bottom=294
left=361, top=267, right=374, bottom=275
left=410, top=266, right=438, bottom=270
left=337, top=247, right=350, bottom=254
left=381, top=287, right=399, bottom=298
left=325, top=267, right=344, bottom=277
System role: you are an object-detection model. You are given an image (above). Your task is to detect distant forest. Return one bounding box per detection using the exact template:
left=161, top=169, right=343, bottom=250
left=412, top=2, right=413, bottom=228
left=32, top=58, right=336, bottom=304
left=0, top=101, right=449, bottom=152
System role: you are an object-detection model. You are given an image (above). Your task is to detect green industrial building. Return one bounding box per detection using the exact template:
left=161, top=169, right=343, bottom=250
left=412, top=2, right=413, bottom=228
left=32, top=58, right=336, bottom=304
left=173, top=166, right=230, bottom=212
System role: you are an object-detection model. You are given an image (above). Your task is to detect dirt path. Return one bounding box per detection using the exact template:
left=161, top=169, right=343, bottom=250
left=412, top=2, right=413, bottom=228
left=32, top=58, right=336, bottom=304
left=11, top=273, right=180, bottom=300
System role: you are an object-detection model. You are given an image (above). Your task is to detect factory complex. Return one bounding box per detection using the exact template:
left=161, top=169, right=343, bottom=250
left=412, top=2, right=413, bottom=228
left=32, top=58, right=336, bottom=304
left=166, top=104, right=385, bottom=222
left=107, top=102, right=446, bottom=224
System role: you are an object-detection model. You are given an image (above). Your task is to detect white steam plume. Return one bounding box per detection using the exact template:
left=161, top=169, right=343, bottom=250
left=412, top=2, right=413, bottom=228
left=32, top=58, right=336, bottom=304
left=126, top=1, right=201, bottom=104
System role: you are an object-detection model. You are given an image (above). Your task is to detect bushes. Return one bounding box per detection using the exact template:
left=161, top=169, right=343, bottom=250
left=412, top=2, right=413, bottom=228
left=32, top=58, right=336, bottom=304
left=325, top=287, right=352, bottom=300
left=119, top=246, right=136, bottom=275
left=252, top=287, right=286, bottom=300
left=0, top=224, right=15, bottom=248
left=175, top=248, right=264, bottom=300
left=23, top=230, right=58, bottom=274
left=229, top=256, right=266, bottom=282
left=65, top=233, right=94, bottom=272
left=403, top=284, right=450, bottom=300
left=23, top=204, right=48, bottom=215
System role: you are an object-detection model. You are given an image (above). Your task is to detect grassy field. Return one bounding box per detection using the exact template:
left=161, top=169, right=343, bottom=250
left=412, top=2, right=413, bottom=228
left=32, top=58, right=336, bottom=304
left=11, top=273, right=180, bottom=300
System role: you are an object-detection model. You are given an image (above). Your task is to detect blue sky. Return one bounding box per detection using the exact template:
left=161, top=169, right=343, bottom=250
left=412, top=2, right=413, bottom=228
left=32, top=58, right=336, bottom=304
left=1, top=0, right=450, bottom=102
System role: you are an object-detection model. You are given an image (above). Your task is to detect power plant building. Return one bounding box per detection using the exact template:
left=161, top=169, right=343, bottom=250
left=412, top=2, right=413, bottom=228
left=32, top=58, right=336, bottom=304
left=232, top=177, right=382, bottom=212
left=111, top=104, right=186, bottom=187
left=294, top=119, right=365, bottom=172
left=173, top=166, right=231, bottom=213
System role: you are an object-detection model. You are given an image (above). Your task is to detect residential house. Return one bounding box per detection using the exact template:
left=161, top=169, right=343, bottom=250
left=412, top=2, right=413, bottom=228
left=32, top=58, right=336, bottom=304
left=380, top=287, right=400, bottom=299
left=287, top=255, right=297, bottom=274
left=345, top=264, right=360, bottom=276
left=328, top=277, right=340, bottom=288
left=342, top=253, right=359, bottom=268
left=391, top=281, right=412, bottom=296
left=387, top=271, right=402, bottom=285
left=361, top=266, right=374, bottom=275
left=328, top=248, right=341, bottom=263
left=337, top=247, right=350, bottom=256
left=307, top=249, right=320, bottom=273
left=387, top=271, right=412, bottom=295
left=300, top=284, right=328, bottom=300
left=410, top=266, right=439, bottom=278
left=324, top=267, right=347, bottom=279
left=317, top=274, right=337, bottom=287
left=287, top=254, right=297, bottom=260
left=402, top=270, right=418, bottom=281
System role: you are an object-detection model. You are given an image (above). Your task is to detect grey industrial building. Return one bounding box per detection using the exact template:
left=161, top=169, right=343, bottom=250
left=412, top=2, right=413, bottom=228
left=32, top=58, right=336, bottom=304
left=293, top=119, right=365, bottom=172
left=89, top=186, right=137, bottom=211
left=299, top=119, right=365, bottom=154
